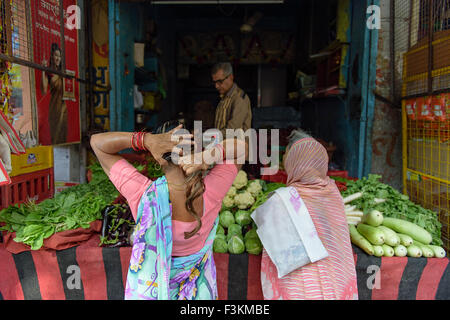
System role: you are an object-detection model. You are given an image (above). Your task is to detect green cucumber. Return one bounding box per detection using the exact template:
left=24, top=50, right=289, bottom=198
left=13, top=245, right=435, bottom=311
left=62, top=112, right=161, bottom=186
left=382, top=244, right=394, bottom=257
left=407, top=244, right=422, bottom=258
left=428, top=245, right=446, bottom=258
left=357, top=223, right=385, bottom=245
left=413, top=240, right=434, bottom=258
left=397, top=233, right=413, bottom=247
left=394, top=245, right=407, bottom=257
left=382, top=217, right=432, bottom=245
left=349, top=225, right=374, bottom=255
left=377, top=226, right=400, bottom=247
left=361, top=210, right=384, bottom=227
left=373, top=245, right=384, bottom=257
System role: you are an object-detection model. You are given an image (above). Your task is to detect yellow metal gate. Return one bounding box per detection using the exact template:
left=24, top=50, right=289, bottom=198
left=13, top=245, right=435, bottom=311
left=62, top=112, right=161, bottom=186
left=399, top=0, right=450, bottom=252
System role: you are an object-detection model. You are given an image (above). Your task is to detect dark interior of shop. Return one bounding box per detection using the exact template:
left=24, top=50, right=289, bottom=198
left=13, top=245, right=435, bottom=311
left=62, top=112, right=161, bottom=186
left=129, top=0, right=344, bottom=170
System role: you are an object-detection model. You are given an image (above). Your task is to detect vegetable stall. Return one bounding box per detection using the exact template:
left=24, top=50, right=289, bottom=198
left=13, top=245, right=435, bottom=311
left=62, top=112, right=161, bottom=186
left=0, top=161, right=449, bottom=300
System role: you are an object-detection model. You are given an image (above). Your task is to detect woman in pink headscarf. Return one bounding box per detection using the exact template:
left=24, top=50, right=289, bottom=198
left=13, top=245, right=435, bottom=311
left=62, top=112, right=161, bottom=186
left=260, top=129, right=358, bottom=300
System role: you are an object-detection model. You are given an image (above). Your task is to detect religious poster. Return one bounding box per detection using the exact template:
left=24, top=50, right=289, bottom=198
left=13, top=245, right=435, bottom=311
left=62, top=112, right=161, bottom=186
left=31, top=0, right=80, bottom=145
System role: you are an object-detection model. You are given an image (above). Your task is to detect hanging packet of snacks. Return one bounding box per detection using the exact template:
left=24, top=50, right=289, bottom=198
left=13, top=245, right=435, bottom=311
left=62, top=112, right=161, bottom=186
left=0, top=0, right=13, bottom=119
left=405, top=98, right=417, bottom=120
left=431, top=94, right=446, bottom=122
left=417, top=96, right=435, bottom=121
left=0, top=61, right=12, bottom=117
left=443, top=93, right=450, bottom=131
left=445, top=93, right=450, bottom=123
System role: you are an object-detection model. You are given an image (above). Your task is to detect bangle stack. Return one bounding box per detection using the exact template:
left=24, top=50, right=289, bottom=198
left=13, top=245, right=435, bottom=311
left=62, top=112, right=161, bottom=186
left=131, top=131, right=148, bottom=152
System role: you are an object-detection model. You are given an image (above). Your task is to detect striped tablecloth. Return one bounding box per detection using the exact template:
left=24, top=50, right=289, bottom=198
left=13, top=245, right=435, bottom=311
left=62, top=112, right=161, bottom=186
left=0, top=239, right=449, bottom=300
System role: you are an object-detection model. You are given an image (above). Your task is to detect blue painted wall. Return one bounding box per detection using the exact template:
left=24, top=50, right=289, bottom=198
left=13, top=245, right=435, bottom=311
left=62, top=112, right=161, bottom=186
left=345, top=0, right=379, bottom=178
left=109, top=0, right=145, bottom=132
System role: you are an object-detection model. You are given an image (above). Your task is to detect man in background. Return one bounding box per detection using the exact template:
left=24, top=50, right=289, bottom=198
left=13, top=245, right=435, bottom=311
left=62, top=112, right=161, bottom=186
left=211, top=62, right=252, bottom=137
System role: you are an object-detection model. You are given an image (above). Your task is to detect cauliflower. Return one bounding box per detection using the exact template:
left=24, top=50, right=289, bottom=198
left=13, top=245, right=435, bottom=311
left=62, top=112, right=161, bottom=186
left=247, top=180, right=263, bottom=197
left=233, top=191, right=255, bottom=210
left=232, top=170, right=248, bottom=190
left=222, top=195, right=235, bottom=208
left=226, top=186, right=237, bottom=198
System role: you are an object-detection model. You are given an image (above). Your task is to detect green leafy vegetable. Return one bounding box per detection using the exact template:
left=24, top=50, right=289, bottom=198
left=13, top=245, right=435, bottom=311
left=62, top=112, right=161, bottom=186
left=244, top=228, right=258, bottom=242
left=226, top=224, right=243, bottom=242
left=219, top=210, right=235, bottom=228
left=234, top=210, right=252, bottom=226
left=245, top=236, right=263, bottom=255
left=250, top=182, right=286, bottom=212
left=147, top=160, right=164, bottom=178
left=213, top=237, right=228, bottom=253
left=0, top=161, right=124, bottom=250
left=341, top=174, right=443, bottom=246
left=217, top=224, right=225, bottom=235
left=228, top=235, right=245, bottom=254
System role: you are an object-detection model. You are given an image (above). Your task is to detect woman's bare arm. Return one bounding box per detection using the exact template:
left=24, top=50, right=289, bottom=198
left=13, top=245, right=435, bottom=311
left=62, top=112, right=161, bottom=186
left=179, top=138, right=248, bottom=175
left=90, top=132, right=136, bottom=176
left=90, top=125, right=193, bottom=176
left=210, top=137, right=248, bottom=165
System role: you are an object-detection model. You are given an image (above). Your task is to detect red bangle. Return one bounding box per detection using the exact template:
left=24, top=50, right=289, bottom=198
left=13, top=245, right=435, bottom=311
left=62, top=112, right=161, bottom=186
left=135, top=132, right=142, bottom=150
left=131, top=131, right=147, bottom=152
left=139, top=131, right=144, bottom=151
left=131, top=133, right=139, bottom=151
left=140, top=131, right=147, bottom=152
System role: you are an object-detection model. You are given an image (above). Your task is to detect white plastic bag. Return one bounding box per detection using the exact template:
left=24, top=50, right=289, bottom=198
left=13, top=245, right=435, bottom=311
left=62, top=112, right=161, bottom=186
left=0, top=134, right=11, bottom=174
left=251, top=187, right=328, bottom=278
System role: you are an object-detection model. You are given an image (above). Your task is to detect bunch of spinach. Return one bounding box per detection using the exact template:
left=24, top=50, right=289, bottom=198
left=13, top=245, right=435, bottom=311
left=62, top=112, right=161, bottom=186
left=0, top=159, right=163, bottom=250
left=0, top=190, right=109, bottom=250
left=341, top=174, right=443, bottom=246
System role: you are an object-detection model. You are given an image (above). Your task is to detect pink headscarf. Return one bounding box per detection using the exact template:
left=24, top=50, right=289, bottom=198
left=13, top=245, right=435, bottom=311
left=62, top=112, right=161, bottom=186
left=285, top=138, right=335, bottom=190
left=260, top=137, right=358, bottom=300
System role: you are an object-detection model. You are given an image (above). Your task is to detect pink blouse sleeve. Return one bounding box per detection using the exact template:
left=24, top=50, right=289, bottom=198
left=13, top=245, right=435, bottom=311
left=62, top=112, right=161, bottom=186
left=108, top=159, right=153, bottom=221
left=203, top=163, right=239, bottom=209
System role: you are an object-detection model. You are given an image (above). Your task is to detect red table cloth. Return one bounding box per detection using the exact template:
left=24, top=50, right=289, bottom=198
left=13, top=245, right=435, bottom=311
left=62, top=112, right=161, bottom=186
left=0, top=236, right=449, bottom=300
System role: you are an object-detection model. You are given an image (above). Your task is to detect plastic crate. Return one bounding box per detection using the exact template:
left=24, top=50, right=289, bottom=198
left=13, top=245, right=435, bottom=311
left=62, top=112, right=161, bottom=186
left=327, top=170, right=349, bottom=178
left=0, top=168, right=54, bottom=209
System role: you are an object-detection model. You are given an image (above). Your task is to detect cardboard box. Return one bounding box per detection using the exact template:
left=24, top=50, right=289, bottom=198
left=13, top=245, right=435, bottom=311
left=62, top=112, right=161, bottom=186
left=53, top=145, right=81, bottom=183
left=10, top=146, right=54, bottom=177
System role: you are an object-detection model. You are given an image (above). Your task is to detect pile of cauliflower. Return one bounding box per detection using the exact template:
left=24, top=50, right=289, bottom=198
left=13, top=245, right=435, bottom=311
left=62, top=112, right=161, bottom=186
left=215, top=170, right=265, bottom=255
left=215, top=171, right=285, bottom=255
left=223, top=170, right=263, bottom=210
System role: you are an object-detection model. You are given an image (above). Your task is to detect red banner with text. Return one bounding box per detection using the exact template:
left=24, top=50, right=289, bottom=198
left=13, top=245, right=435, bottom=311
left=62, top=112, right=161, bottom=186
left=31, top=0, right=80, bottom=145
